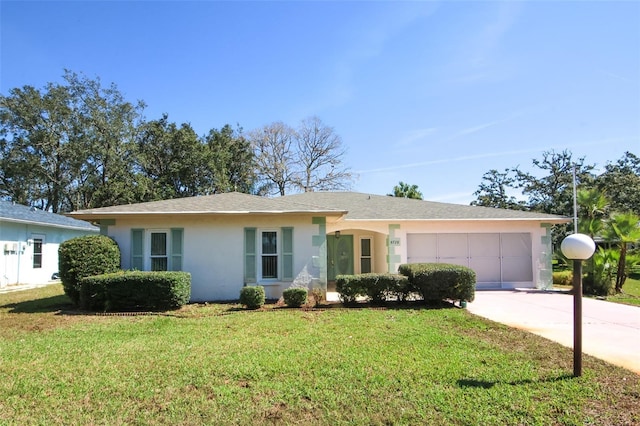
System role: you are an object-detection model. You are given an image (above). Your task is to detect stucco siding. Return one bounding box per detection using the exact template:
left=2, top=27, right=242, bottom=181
left=105, top=215, right=323, bottom=301
left=329, top=219, right=551, bottom=289
left=1, top=221, right=97, bottom=287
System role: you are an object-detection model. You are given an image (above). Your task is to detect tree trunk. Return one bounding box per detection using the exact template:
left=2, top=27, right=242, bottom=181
left=615, top=245, right=627, bottom=293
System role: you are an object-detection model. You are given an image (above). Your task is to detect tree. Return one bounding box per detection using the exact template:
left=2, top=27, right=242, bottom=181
left=0, top=83, right=75, bottom=212
left=388, top=182, right=423, bottom=200
left=577, top=189, right=612, bottom=295
left=513, top=149, right=595, bottom=216
left=577, top=188, right=609, bottom=238
left=249, top=121, right=298, bottom=196
left=136, top=115, right=210, bottom=200
left=0, top=70, right=145, bottom=212
left=293, top=116, right=353, bottom=192
left=204, top=124, right=256, bottom=194
left=63, top=71, right=145, bottom=210
left=471, top=169, right=525, bottom=209
left=605, top=212, right=640, bottom=292
left=596, top=152, right=640, bottom=216
left=249, top=117, right=353, bottom=196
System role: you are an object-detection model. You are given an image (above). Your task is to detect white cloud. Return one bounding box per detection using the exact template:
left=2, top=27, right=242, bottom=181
left=356, top=136, right=635, bottom=175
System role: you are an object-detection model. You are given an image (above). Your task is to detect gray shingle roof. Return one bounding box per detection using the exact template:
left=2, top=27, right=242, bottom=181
left=0, top=200, right=99, bottom=231
left=68, top=192, right=346, bottom=218
left=281, top=192, right=571, bottom=222
left=67, top=191, right=570, bottom=223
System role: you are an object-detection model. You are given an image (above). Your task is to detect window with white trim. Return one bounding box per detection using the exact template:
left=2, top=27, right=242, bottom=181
left=260, top=230, right=279, bottom=279
left=32, top=237, right=44, bottom=269
left=149, top=230, right=168, bottom=271
left=360, top=237, right=372, bottom=273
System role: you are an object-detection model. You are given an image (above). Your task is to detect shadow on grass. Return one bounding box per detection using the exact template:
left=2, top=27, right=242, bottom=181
left=457, top=373, right=575, bottom=389
left=2, top=294, right=74, bottom=314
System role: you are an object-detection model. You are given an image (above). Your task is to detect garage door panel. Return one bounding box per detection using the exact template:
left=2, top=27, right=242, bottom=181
left=470, top=257, right=501, bottom=282
left=501, top=233, right=531, bottom=256
left=502, top=256, right=533, bottom=282
left=407, top=232, right=534, bottom=287
left=407, top=234, right=437, bottom=258
left=469, top=233, right=500, bottom=256
left=440, top=257, right=469, bottom=268
left=438, top=234, right=468, bottom=257
left=407, top=255, right=437, bottom=264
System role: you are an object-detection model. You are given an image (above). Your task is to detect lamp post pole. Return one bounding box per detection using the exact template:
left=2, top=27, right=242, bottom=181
left=572, top=258, right=583, bottom=377
left=561, top=233, right=595, bottom=378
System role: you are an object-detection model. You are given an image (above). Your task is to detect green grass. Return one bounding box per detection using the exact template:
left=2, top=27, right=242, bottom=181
left=1, top=285, right=639, bottom=425
left=554, top=276, right=640, bottom=306
left=607, top=276, right=640, bottom=306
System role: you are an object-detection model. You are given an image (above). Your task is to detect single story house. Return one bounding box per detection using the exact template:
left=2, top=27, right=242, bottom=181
left=68, top=192, right=570, bottom=301
left=0, top=200, right=99, bottom=288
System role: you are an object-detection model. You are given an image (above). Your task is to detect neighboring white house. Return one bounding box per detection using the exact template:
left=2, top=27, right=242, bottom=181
left=68, top=192, right=570, bottom=302
left=0, top=201, right=99, bottom=288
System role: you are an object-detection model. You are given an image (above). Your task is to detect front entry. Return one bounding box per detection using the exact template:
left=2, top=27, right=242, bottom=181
left=327, top=234, right=354, bottom=281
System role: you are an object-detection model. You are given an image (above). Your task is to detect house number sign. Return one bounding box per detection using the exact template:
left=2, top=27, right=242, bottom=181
left=389, top=238, right=401, bottom=246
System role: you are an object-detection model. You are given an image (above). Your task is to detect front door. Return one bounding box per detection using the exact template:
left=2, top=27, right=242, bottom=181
left=327, top=234, right=354, bottom=281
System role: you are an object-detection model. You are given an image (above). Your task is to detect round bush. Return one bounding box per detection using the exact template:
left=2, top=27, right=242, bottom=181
left=58, top=235, right=121, bottom=306
left=552, top=271, right=573, bottom=286
left=283, top=287, right=308, bottom=307
left=239, top=286, right=265, bottom=309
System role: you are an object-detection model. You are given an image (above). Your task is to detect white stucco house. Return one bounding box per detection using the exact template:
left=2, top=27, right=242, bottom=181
left=1, top=200, right=99, bottom=288
left=67, top=192, right=570, bottom=302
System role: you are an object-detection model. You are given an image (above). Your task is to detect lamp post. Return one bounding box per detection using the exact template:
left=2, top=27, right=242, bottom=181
left=560, top=233, right=596, bottom=377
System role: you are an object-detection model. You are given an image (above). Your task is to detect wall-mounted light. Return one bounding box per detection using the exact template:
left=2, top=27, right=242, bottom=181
left=335, top=231, right=341, bottom=239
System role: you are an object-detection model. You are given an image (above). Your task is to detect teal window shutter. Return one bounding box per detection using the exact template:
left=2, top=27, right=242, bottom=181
left=282, top=227, right=294, bottom=281
left=170, top=228, right=184, bottom=271
left=131, top=229, right=144, bottom=270
left=244, top=228, right=257, bottom=283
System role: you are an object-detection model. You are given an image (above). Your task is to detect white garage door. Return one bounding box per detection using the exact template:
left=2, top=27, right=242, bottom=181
left=407, top=233, right=532, bottom=288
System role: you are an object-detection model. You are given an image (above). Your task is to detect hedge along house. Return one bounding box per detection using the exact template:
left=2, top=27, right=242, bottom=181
left=68, top=192, right=570, bottom=301
left=0, top=200, right=99, bottom=289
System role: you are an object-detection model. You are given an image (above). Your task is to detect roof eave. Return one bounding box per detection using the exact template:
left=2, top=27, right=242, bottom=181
left=67, top=210, right=347, bottom=219
left=0, top=217, right=99, bottom=231
left=342, top=217, right=572, bottom=223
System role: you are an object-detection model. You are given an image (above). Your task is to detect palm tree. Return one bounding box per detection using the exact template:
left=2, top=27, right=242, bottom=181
left=577, top=188, right=609, bottom=237
left=606, top=212, right=640, bottom=292
left=388, top=182, right=423, bottom=200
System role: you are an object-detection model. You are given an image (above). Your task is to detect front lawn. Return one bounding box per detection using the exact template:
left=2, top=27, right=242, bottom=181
left=1, top=285, right=639, bottom=425
left=554, top=276, right=640, bottom=307
left=607, top=277, right=640, bottom=306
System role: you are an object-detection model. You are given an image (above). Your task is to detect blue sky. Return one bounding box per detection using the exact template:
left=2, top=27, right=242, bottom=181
left=1, top=1, right=638, bottom=204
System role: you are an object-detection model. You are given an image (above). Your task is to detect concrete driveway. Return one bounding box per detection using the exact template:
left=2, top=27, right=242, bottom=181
left=467, top=289, right=640, bottom=374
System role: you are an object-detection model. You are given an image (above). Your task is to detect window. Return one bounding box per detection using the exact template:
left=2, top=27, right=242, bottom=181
left=33, top=238, right=43, bottom=268
left=244, top=227, right=294, bottom=283
left=150, top=231, right=168, bottom=271
left=261, top=231, right=278, bottom=279
left=360, top=237, right=372, bottom=273
left=131, top=229, right=183, bottom=272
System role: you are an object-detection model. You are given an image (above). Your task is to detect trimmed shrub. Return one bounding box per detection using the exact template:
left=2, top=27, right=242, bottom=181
left=336, top=274, right=365, bottom=305
left=240, top=286, right=265, bottom=309
left=79, top=271, right=191, bottom=311
left=59, top=235, right=121, bottom=306
left=398, top=263, right=476, bottom=303
left=283, top=288, right=308, bottom=307
left=553, top=271, right=573, bottom=286
left=336, top=273, right=409, bottom=305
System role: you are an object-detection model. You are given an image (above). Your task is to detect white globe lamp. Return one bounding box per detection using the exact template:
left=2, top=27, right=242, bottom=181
left=561, top=233, right=596, bottom=260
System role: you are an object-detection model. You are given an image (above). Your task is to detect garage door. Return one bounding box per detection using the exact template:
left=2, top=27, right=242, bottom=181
left=407, top=233, right=532, bottom=288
